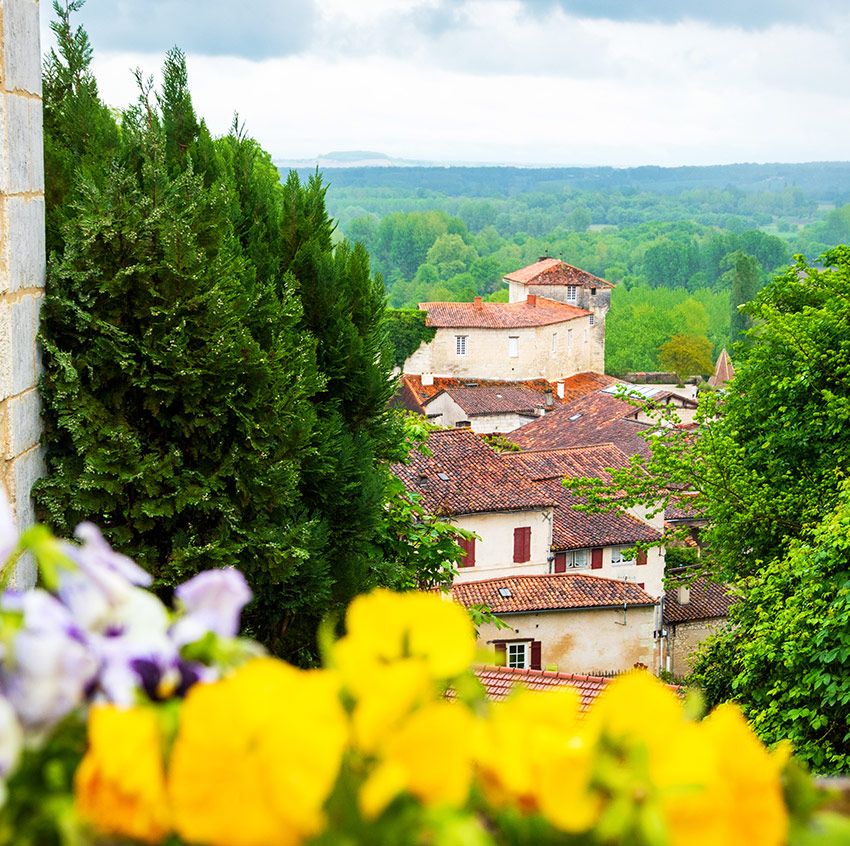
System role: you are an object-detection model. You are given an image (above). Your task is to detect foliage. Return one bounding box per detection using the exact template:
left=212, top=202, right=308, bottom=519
left=568, top=248, right=850, bottom=771
left=658, top=333, right=714, bottom=382
left=383, top=309, right=436, bottom=369
left=723, top=250, right=763, bottom=346
left=663, top=545, right=699, bottom=568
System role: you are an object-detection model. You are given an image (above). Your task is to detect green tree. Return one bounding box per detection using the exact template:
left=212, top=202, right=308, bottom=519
left=658, top=333, right=714, bottom=382
left=723, top=250, right=762, bottom=346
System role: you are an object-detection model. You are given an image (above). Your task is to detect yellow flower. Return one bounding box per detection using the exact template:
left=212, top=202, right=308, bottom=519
left=75, top=704, right=171, bottom=844
left=168, top=658, right=347, bottom=846
left=360, top=700, right=477, bottom=819
left=477, top=687, right=599, bottom=832
left=334, top=589, right=476, bottom=686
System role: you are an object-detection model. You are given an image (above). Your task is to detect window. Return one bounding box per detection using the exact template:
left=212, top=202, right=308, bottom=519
left=508, top=336, right=519, bottom=358
left=455, top=335, right=467, bottom=356
left=553, top=549, right=589, bottom=572
left=495, top=639, right=542, bottom=670
left=589, top=313, right=595, bottom=326
left=566, top=285, right=577, bottom=303
left=610, top=545, right=635, bottom=566
left=507, top=642, right=528, bottom=669
left=513, top=526, right=532, bottom=563
left=551, top=332, right=557, bottom=353
left=457, top=537, right=476, bottom=568
left=566, top=329, right=573, bottom=351
left=590, top=287, right=597, bottom=296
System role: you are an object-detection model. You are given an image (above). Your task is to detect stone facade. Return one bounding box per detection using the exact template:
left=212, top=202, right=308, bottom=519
left=665, top=617, right=726, bottom=677
left=478, top=605, right=657, bottom=675
left=406, top=319, right=602, bottom=382
left=0, top=0, right=45, bottom=587
left=450, top=508, right=553, bottom=584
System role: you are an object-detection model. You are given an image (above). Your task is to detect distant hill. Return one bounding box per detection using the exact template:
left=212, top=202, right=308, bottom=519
left=283, top=161, right=850, bottom=201
left=276, top=150, right=437, bottom=169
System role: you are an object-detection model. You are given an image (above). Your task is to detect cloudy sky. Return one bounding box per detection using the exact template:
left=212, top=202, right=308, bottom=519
left=40, top=0, right=850, bottom=167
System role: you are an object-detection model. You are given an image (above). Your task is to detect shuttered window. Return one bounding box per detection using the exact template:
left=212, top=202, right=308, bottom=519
left=457, top=537, right=476, bottom=568
left=591, top=547, right=603, bottom=569
left=494, top=640, right=541, bottom=670
left=513, top=526, right=531, bottom=563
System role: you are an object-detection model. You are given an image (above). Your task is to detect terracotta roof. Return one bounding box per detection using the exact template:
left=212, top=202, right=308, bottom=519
left=424, top=384, right=550, bottom=417
left=473, top=666, right=610, bottom=710
left=665, top=493, right=706, bottom=522
left=664, top=576, right=733, bottom=624
left=537, top=480, right=662, bottom=551
left=392, top=429, right=556, bottom=517
left=420, top=297, right=589, bottom=329
left=708, top=348, right=735, bottom=388
left=399, top=375, right=561, bottom=407
left=509, top=390, right=652, bottom=457
left=503, top=258, right=615, bottom=290
left=452, top=572, right=656, bottom=614
left=503, top=444, right=633, bottom=484
left=556, top=371, right=620, bottom=402
left=391, top=376, right=428, bottom=414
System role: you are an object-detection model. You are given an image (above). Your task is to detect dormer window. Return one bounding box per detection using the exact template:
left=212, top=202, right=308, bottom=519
left=566, top=285, right=577, bottom=303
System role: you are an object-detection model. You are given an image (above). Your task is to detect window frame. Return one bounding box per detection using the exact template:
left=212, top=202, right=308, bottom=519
left=506, top=641, right=529, bottom=669
left=610, top=545, right=635, bottom=566
left=508, top=335, right=519, bottom=358
left=455, top=335, right=468, bottom=356
left=566, top=285, right=578, bottom=303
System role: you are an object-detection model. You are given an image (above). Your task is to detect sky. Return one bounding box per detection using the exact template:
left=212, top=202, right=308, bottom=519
left=39, top=0, right=850, bottom=167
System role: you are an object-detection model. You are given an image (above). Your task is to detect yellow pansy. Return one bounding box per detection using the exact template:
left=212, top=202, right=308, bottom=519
left=334, top=589, right=476, bottom=685
left=75, top=704, right=171, bottom=845
left=168, top=658, right=347, bottom=846
left=477, top=687, right=599, bottom=832
left=361, top=700, right=478, bottom=819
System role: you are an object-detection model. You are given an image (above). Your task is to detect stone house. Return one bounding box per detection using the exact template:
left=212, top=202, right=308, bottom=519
left=453, top=573, right=657, bottom=674
left=392, top=429, right=556, bottom=583
left=662, top=577, right=733, bottom=677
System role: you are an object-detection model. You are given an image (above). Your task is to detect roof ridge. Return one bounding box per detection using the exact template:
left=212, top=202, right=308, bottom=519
left=453, top=571, right=650, bottom=591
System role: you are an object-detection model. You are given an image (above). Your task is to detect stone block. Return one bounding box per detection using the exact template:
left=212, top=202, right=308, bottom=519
left=0, top=299, right=11, bottom=401
left=9, top=291, right=41, bottom=395
left=5, top=94, right=43, bottom=194
left=5, top=386, right=40, bottom=456
left=2, top=0, right=42, bottom=95
left=6, top=195, right=44, bottom=291
left=0, top=92, right=8, bottom=194
left=10, top=443, right=44, bottom=522
left=0, top=197, right=8, bottom=294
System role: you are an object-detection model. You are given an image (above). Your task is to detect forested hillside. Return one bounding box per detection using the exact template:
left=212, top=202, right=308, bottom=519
left=292, top=164, right=850, bottom=374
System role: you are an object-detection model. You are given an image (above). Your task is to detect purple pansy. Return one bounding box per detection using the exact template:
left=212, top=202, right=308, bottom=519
left=171, top=568, right=252, bottom=646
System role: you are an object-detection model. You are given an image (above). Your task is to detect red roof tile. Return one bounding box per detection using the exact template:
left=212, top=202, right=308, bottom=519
left=708, top=348, right=735, bottom=388
left=664, top=576, right=733, bottom=624
left=452, top=572, right=656, bottom=613
left=424, top=384, right=550, bottom=417
left=503, top=444, right=634, bottom=483
left=664, top=493, right=706, bottom=522
left=539, top=480, right=662, bottom=551
left=509, top=390, right=652, bottom=457
left=503, top=258, right=615, bottom=289
left=556, top=371, right=620, bottom=402
left=392, top=429, right=556, bottom=517
left=420, top=297, right=589, bottom=329
left=473, top=665, right=610, bottom=710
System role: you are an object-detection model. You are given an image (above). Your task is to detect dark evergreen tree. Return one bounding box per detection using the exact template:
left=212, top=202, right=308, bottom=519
left=723, top=249, right=762, bottom=346
left=37, top=49, right=325, bottom=651
left=42, top=0, right=120, bottom=255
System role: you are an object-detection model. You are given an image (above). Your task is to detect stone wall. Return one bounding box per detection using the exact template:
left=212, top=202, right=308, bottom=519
left=0, top=0, right=45, bottom=587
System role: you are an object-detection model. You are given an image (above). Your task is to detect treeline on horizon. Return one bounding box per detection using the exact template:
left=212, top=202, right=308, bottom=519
left=291, top=163, right=850, bottom=374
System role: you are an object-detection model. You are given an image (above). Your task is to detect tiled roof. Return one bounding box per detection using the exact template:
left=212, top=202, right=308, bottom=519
left=391, top=376, right=428, bottom=414
left=503, top=258, right=615, bottom=290
left=509, top=390, right=652, bottom=458
left=452, top=573, right=656, bottom=614
left=708, top=348, right=735, bottom=388
left=557, top=371, right=620, bottom=402
left=664, top=576, right=733, bottom=624
left=665, top=494, right=706, bottom=522
left=503, top=444, right=634, bottom=483
left=392, top=429, right=556, bottom=516
left=420, top=297, right=589, bottom=329
left=399, top=375, right=560, bottom=407
left=473, top=666, right=610, bottom=710
left=424, top=384, right=550, bottom=417
left=536, top=480, right=662, bottom=551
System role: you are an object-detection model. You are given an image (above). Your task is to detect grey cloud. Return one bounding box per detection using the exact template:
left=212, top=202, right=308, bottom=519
left=517, top=0, right=844, bottom=29
left=55, top=0, right=318, bottom=59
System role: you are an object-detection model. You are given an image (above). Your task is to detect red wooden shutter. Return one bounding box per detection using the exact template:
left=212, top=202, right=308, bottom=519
left=591, top=547, right=603, bottom=569
left=458, top=537, right=476, bottom=568
left=636, top=549, right=648, bottom=566
left=530, top=640, right=542, bottom=670
left=513, top=527, right=531, bottom=563
left=494, top=641, right=506, bottom=666
left=553, top=552, right=567, bottom=573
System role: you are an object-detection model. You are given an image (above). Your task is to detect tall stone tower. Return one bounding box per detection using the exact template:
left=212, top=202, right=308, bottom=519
left=0, top=0, right=45, bottom=587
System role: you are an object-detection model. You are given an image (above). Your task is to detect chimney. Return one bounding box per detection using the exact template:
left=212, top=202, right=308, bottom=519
left=473, top=296, right=483, bottom=309
left=538, top=256, right=550, bottom=262
left=421, top=373, right=434, bottom=386
left=557, top=382, right=565, bottom=399
left=527, top=294, right=537, bottom=307
left=677, top=585, right=691, bottom=605
left=544, top=387, right=554, bottom=407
